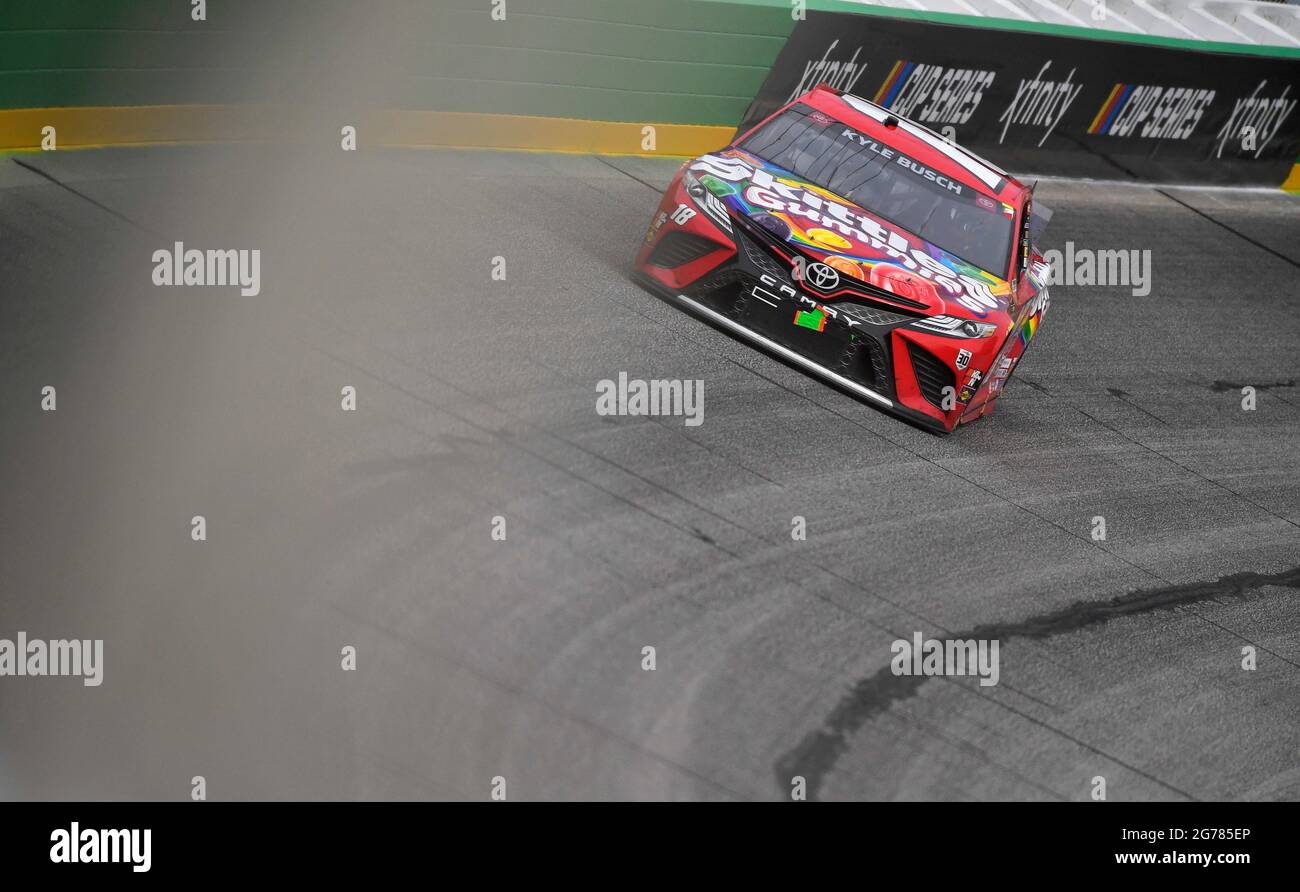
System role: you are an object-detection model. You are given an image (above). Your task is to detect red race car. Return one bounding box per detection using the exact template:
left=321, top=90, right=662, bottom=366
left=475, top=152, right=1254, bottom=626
left=634, top=84, right=1053, bottom=433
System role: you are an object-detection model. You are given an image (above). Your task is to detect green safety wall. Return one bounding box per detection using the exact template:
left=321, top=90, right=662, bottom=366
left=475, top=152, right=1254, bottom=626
left=0, top=0, right=797, bottom=126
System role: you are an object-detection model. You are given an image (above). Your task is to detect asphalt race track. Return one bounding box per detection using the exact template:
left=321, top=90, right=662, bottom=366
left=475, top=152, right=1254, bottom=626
left=2, top=145, right=1298, bottom=801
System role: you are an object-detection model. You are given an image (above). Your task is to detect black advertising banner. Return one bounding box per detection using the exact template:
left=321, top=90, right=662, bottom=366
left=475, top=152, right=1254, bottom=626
left=738, top=12, right=1300, bottom=185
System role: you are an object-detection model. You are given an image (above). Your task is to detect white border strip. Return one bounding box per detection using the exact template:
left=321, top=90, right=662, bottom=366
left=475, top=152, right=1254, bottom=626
left=1017, top=173, right=1293, bottom=193
left=674, top=293, right=895, bottom=408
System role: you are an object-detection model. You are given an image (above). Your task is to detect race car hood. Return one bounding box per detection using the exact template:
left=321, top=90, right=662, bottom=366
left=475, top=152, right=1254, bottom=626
left=686, top=149, right=1013, bottom=320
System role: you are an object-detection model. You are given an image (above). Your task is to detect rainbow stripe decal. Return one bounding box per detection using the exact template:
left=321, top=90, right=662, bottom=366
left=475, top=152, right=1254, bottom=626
left=1088, top=84, right=1133, bottom=135
left=1018, top=312, right=1040, bottom=349
left=873, top=61, right=914, bottom=109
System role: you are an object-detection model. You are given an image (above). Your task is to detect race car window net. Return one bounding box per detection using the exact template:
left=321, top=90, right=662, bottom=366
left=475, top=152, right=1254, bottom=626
left=740, top=105, right=1014, bottom=278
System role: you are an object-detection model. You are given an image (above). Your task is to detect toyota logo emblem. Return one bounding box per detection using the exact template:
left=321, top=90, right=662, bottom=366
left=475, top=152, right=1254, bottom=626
left=804, top=262, right=840, bottom=292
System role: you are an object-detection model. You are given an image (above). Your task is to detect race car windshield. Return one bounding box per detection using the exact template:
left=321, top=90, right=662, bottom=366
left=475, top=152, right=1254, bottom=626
left=741, top=106, right=1014, bottom=277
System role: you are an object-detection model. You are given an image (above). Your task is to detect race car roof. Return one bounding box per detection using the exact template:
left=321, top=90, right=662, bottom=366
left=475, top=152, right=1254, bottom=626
left=795, top=84, right=1029, bottom=205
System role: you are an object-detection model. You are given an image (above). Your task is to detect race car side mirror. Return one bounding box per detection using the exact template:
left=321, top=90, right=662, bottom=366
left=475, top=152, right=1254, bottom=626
left=1028, top=203, right=1053, bottom=243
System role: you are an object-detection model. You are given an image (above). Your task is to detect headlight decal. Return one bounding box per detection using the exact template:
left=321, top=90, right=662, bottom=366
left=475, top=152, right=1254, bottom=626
left=911, top=315, right=998, bottom=338
left=683, top=171, right=732, bottom=233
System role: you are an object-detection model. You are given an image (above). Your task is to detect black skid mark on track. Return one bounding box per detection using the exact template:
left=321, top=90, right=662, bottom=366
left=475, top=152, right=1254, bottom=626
left=776, top=565, right=1300, bottom=800
left=1210, top=380, right=1296, bottom=393
left=1106, top=387, right=1167, bottom=424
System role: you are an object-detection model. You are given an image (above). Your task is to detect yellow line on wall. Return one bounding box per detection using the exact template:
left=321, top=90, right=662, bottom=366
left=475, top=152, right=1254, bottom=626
left=0, top=105, right=281, bottom=150
left=0, top=105, right=735, bottom=157
left=370, top=110, right=733, bottom=156
left=6, top=104, right=1295, bottom=191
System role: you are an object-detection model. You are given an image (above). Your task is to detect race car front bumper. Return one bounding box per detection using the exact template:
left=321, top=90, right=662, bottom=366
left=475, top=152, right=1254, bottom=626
left=634, top=217, right=982, bottom=434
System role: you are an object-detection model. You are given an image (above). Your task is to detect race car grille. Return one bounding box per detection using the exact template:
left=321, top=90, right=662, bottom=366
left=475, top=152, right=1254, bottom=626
left=690, top=266, right=745, bottom=297
left=738, top=230, right=786, bottom=281
left=833, top=335, right=889, bottom=391
left=647, top=231, right=723, bottom=268
left=906, top=342, right=955, bottom=409
left=834, top=301, right=913, bottom=328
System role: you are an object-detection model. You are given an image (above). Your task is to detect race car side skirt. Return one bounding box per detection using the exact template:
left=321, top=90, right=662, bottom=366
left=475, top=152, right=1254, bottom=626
left=672, top=293, right=895, bottom=410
